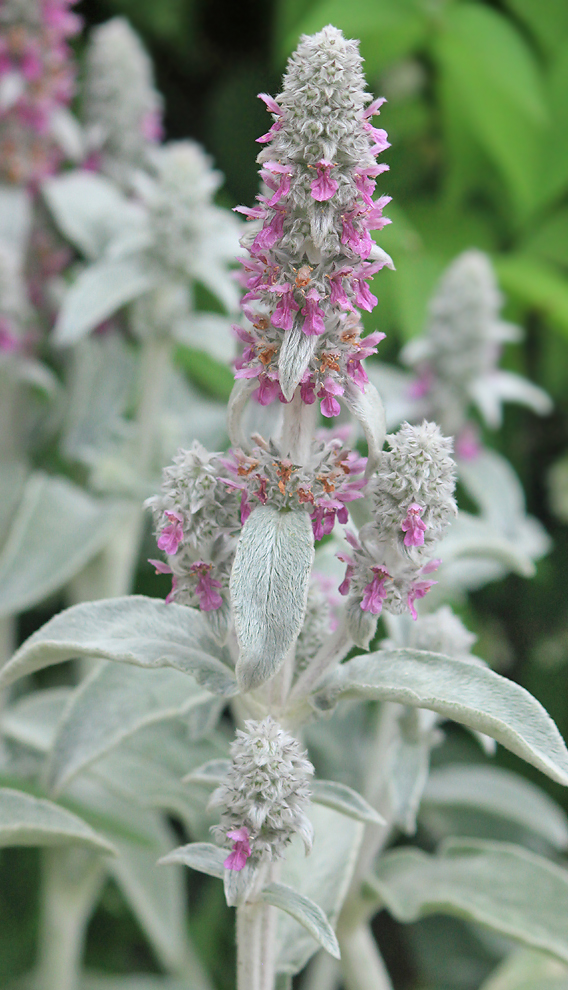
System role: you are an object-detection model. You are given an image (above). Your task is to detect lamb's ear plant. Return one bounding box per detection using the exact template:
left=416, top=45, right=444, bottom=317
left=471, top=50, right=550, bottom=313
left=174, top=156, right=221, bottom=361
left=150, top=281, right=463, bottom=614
left=3, top=21, right=568, bottom=990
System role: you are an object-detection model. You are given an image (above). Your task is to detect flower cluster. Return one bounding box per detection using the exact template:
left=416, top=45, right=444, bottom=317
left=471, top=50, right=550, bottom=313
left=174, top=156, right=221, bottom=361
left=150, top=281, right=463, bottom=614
left=220, top=432, right=367, bottom=540
left=210, top=716, right=314, bottom=868
left=83, top=16, right=162, bottom=182
left=146, top=442, right=241, bottom=614
left=0, top=0, right=80, bottom=185
left=339, top=422, right=457, bottom=624
left=233, top=25, right=393, bottom=414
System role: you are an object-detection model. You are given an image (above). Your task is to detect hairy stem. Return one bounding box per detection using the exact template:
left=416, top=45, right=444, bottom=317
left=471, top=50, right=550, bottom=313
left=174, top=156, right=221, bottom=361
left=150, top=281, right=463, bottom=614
left=337, top=923, right=394, bottom=990
left=288, top=617, right=352, bottom=705
left=37, top=847, right=105, bottom=990
left=279, top=389, right=317, bottom=465
left=236, top=863, right=279, bottom=990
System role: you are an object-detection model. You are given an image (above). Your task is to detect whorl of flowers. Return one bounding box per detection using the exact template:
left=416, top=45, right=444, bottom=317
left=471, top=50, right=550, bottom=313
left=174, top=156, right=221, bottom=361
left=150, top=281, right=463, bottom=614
left=220, top=432, right=367, bottom=540
left=402, top=250, right=521, bottom=449
left=339, top=421, right=457, bottom=623
left=233, top=25, right=393, bottom=414
left=83, top=16, right=163, bottom=182
left=146, top=442, right=241, bottom=613
left=210, top=716, right=314, bottom=868
left=0, top=0, right=80, bottom=184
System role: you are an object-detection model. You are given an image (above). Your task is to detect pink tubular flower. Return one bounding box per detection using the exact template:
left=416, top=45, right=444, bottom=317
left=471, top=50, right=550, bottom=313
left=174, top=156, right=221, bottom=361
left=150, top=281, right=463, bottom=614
left=252, top=209, right=286, bottom=253
left=262, top=161, right=294, bottom=207
left=401, top=503, right=427, bottom=547
left=271, top=282, right=300, bottom=330
left=361, top=567, right=390, bottom=615
left=301, top=288, right=326, bottom=336
left=224, top=827, right=252, bottom=871
left=318, top=377, right=344, bottom=418
left=300, top=375, right=316, bottom=404
left=256, top=92, right=284, bottom=143
left=190, top=562, right=223, bottom=611
left=408, top=579, right=438, bottom=620
left=255, top=373, right=281, bottom=406
left=337, top=552, right=355, bottom=595
left=455, top=423, right=481, bottom=461
left=157, top=511, right=184, bottom=555
left=310, top=159, right=338, bottom=201
left=328, top=268, right=353, bottom=309
left=148, top=560, right=177, bottom=604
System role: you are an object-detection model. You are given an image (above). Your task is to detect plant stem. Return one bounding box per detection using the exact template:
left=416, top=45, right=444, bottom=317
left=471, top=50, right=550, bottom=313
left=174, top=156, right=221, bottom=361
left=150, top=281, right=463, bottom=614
left=36, top=847, right=105, bottom=990
left=337, top=923, right=394, bottom=990
left=280, top=389, right=317, bottom=465
left=236, top=863, right=279, bottom=990
left=288, top=617, right=352, bottom=705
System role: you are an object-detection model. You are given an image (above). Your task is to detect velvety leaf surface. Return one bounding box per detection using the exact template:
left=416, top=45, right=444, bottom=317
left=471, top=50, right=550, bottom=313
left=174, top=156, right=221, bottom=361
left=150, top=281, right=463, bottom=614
left=0, top=597, right=238, bottom=697
left=373, top=838, right=568, bottom=964
left=0, top=788, right=115, bottom=853
left=261, top=881, right=340, bottom=959
left=314, top=649, right=568, bottom=786
left=231, top=507, right=314, bottom=692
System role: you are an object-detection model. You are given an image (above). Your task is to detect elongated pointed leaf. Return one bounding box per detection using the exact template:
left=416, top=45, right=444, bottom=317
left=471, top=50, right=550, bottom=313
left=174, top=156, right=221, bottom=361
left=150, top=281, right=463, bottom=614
left=423, top=764, right=568, bottom=850
left=158, top=841, right=226, bottom=879
left=0, top=597, right=238, bottom=697
left=278, top=327, right=318, bottom=402
left=227, top=377, right=257, bottom=451
left=343, top=379, right=386, bottom=474
left=54, top=256, right=158, bottom=345
left=0, top=473, right=117, bottom=617
left=311, top=780, right=384, bottom=825
left=1, top=687, right=72, bottom=753
left=313, top=649, right=568, bottom=786
left=47, top=662, right=218, bottom=795
left=231, top=507, right=314, bottom=692
left=277, top=804, right=363, bottom=975
left=0, top=788, right=115, bottom=853
left=261, top=882, right=339, bottom=959
left=372, top=838, right=568, bottom=964
left=479, top=946, right=568, bottom=990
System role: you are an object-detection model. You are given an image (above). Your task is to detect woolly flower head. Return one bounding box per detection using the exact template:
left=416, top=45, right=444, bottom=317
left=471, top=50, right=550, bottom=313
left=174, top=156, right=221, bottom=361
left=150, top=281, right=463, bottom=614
left=371, top=420, right=457, bottom=544
left=146, top=442, right=241, bottom=613
left=211, top=716, right=314, bottom=864
left=402, top=251, right=521, bottom=398
left=83, top=17, right=163, bottom=182
left=139, top=141, right=240, bottom=289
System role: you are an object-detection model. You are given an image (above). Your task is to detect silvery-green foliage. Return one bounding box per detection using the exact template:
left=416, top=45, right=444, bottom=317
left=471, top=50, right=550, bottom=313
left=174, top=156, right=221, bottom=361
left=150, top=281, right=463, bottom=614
left=479, top=946, right=568, bottom=990
left=0, top=596, right=238, bottom=696
left=231, top=507, right=314, bottom=691
left=0, top=473, right=119, bottom=617
left=372, top=838, right=568, bottom=964
left=83, top=17, right=163, bottom=184
left=313, top=648, right=568, bottom=785
left=260, top=882, right=340, bottom=959
left=0, top=788, right=115, bottom=853
left=421, top=764, right=568, bottom=851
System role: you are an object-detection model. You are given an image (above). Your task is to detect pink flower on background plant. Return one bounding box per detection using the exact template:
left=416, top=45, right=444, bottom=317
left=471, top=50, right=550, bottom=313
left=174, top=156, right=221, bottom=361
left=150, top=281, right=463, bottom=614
left=148, top=560, right=177, bottom=603
left=190, top=561, right=223, bottom=611
left=361, top=567, right=390, bottom=615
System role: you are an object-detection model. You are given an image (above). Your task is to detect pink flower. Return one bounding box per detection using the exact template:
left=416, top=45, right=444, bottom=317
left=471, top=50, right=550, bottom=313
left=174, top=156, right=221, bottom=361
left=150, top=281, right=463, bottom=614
left=148, top=560, right=177, bottom=604
left=240, top=490, right=251, bottom=524
left=328, top=269, right=353, bottom=309
left=157, top=511, right=184, bottom=555
left=271, top=283, right=300, bottom=331
left=408, top=366, right=433, bottom=400
left=455, top=423, right=481, bottom=461
left=301, top=288, right=326, bottom=336
left=346, top=356, right=368, bottom=390
left=190, top=562, right=223, bottom=611
left=262, top=162, right=294, bottom=207
left=351, top=276, right=377, bottom=312
left=318, top=377, right=344, bottom=418
left=311, top=505, right=337, bottom=541
left=252, top=209, right=286, bottom=254
left=361, top=567, right=390, bottom=615
left=255, top=374, right=281, bottom=406
left=337, top=552, right=355, bottom=596
left=408, top=579, right=437, bottom=620
left=141, top=109, right=163, bottom=143
left=256, top=92, right=283, bottom=143
left=310, top=159, right=338, bottom=201
left=401, top=504, right=427, bottom=547
left=300, top=375, right=316, bottom=405
left=224, top=826, right=252, bottom=871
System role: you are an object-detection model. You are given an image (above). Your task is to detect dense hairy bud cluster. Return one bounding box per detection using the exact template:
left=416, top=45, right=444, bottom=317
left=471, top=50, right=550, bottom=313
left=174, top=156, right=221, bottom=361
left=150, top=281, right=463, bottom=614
left=233, top=25, right=393, bottom=413
left=136, top=141, right=240, bottom=305
left=83, top=17, right=162, bottom=182
left=0, top=0, right=80, bottom=184
left=221, top=432, right=366, bottom=540
left=294, top=573, right=338, bottom=673
left=339, top=422, right=456, bottom=624
left=211, top=716, right=314, bottom=865
left=146, top=442, right=241, bottom=614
